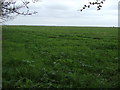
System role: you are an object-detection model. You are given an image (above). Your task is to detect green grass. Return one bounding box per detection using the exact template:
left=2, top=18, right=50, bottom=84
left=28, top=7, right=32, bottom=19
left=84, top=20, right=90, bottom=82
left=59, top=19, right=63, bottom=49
left=2, top=26, right=119, bottom=88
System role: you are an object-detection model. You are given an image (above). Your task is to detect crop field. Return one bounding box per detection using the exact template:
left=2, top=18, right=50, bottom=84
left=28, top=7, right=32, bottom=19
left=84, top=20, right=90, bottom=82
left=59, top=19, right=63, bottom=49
left=2, top=26, right=119, bottom=88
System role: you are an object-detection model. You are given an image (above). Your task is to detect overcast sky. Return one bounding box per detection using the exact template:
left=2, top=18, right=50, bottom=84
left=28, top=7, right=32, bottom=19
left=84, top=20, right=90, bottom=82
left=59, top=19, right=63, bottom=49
left=6, top=0, right=119, bottom=27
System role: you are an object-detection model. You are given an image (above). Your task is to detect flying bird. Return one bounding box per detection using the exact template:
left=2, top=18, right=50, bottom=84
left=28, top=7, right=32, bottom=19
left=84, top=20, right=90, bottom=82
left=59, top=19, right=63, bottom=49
left=83, top=7, right=85, bottom=9
left=89, top=2, right=92, bottom=4
left=95, top=2, right=98, bottom=4
left=101, top=1, right=104, bottom=4
left=99, top=5, right=102, bottom=7
left=84, top=5, right=87, bottom=7
left=88, top=5, right=90, bottom=8
left=97, top=8, right=101, bottom=10
left=92, top=2, right=95, bottom=5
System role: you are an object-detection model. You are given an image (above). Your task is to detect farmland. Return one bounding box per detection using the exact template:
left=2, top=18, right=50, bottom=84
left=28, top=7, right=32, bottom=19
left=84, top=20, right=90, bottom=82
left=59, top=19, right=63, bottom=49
left=2, top=26, right=119, bottom=88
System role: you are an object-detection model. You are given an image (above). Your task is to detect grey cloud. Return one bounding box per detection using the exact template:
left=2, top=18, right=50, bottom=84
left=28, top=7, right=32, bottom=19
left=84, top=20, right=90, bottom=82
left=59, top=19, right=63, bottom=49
left=6, top=0, right=118, bottom=27
left=43, top=4, right=70, bottom=11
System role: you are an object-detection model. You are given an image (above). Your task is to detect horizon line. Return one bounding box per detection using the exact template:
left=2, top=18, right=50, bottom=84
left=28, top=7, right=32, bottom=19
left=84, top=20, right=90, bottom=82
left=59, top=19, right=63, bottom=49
left=1, top=24, right=118, bottom=28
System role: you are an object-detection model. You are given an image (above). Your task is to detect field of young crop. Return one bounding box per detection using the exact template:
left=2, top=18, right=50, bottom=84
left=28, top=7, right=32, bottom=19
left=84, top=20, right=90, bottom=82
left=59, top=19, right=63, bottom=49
left=2, top=26, right=119, bottom=88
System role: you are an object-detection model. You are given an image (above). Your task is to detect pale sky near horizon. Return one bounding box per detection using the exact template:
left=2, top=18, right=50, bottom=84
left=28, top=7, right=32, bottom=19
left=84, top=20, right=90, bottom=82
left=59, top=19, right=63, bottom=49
left=5, top=0, right=119, bottom=27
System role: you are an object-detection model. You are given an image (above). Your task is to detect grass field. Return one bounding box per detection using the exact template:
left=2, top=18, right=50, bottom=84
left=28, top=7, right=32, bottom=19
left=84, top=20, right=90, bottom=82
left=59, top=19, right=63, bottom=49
left=2, top=26, right=119, bottom=88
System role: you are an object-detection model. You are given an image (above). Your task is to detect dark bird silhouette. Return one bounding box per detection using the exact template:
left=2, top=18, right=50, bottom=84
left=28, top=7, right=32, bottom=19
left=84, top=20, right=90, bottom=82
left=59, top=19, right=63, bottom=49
left=92, top=2, right=95, bottom=5
left=95, top=2, right=98, bottom=4
left=89, top=2, right=92, bottom=4
left=88, top=5, right=90, bottom=8
left=101, top=1, right=104, bottom=4
left=97, top=3, right=100, bottom=4
left=84, top=5, right=87, bottom=7
left=97, top=8, right=101, bottom=10
left=98, top=5, right=102, bottom=7
left=83, top=7, right=85, bottom=9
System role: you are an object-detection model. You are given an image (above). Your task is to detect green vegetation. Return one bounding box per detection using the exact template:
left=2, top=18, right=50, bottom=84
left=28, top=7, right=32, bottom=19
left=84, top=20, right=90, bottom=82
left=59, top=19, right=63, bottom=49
left=2, top=26, right=119, bottom=88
